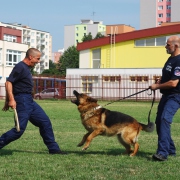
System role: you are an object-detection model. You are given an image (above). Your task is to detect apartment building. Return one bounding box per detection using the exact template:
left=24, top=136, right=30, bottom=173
left=0, top=22, right=52, bottom=74
left=64, top=19, right=106, bottom=50
left=52, top=48, right=64, bottom=64
left=140, top=0, right=180, bottom=29
left=0, top=26, right=28, bottom=96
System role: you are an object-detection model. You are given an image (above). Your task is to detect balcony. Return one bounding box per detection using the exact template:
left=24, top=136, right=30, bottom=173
left=41, top=44, right=45, bottom=49
left=36, top=36, right=40, bottom=40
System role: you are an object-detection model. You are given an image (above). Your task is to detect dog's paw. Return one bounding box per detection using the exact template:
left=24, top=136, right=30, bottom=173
left=82, top=147, right=88, bottom=151
left=129, top=153, right=135, bottom=157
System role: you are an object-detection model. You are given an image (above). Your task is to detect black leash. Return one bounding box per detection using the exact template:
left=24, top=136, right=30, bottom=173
left=103, top=88, right=151, bottom=107
left=103, top=88, right=155, bottom=124
left=147, top=90, right=155, bottom=124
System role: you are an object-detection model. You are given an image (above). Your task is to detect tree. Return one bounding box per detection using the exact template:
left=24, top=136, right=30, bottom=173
left=82, top=32, right=93, bottom=42
left=41, top=60, right=60, bottom=75
left=94, top=32, right=104, bottom=39
left=30, top=66, right=38, bottom=75
left=57, top=46, right=79, bottom=76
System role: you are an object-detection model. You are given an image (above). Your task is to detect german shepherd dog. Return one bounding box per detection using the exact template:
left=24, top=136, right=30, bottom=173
left=71, top=90, right=154, bottom=156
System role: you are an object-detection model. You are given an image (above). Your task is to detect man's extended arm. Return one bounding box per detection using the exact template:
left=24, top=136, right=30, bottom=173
left=149, top=79, right=179, bottom=90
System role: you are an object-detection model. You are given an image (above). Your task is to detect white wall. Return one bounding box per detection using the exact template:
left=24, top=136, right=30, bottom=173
left=171, top=0, right=180, bottom=22
left=140, top=0, right=157, bottom=29
left=0, top=40, right=28, bottom=97
left=66, top=68, right=162, bottom=100
left=67, top=68, right=161, bottom=75
left=79, top=50, right=90, bottom=68
left=64, top=26, right=75, bottom=50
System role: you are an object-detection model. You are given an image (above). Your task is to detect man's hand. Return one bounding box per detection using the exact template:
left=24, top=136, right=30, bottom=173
left=2, top=99, right=16, bottom=111
left=8, top=99, right=16, bottom=109
left=149, top=84, right=159, bottom=90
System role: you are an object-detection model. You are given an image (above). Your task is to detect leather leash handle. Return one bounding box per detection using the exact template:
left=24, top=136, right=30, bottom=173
left=147, top=90, right=155, bottom=124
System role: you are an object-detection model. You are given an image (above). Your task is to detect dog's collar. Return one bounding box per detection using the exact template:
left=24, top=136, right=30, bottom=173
left=93, top=105, right=102, bottom=110
left=82, top=105, right=102, bottom=120
left=82, top=105, right=102, bottom=117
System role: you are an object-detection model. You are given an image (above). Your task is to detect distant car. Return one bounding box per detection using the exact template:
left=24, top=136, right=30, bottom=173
left=34, top=88, right=59, bottom=100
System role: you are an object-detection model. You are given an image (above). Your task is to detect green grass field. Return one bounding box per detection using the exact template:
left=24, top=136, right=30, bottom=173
left=0, top=99, right=180, bottom=180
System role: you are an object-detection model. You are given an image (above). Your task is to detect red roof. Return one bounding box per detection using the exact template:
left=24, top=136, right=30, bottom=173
left=77, top=24, right=180, bottom=51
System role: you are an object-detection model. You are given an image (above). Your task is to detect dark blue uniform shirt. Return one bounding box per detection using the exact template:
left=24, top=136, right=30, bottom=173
left=160, top=54, right=180, bottom=95
left=7, top=61, right=33, bottom=95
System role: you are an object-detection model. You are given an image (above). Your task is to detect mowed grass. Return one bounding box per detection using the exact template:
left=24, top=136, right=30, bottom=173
left=0, top=99, right=180, bottom=180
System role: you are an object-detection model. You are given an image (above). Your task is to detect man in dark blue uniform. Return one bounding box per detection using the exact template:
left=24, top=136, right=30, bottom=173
left=150, top=35, right=180, bottom=161
left=1, top=48, right=66, bottom=154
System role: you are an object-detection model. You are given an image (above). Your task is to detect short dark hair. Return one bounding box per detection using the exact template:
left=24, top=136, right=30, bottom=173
left=25, top=48, right=41, bottom=58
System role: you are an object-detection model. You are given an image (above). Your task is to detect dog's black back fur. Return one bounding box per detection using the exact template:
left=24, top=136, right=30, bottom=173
left=104, top=109, right=135, bottom=127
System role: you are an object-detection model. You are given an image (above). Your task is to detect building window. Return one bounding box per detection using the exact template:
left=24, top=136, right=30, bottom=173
left=76, top=40, right=78, bottom=44
left=31, top=39, right=34, bottom=43
left=92, top=49, right=101, bottom=68
left=167, top=13, right=171, bottom=17
left=84, top=26, right=86, bottom=30
left=158, top=0, right=163, bottom=2
left=167, top=5, right=171, bottom=9
left=103, top=76, right=121, bottom=82
left=166, top=0, right=171, bottom=1
left=4, top=34, right=17, bottom=42
left=76, top=27, right=78, bottom=31
left=130, top=76, right=149, bottom=82
left=81, top=76, right=98, bottom=93
left=31, top=32, right=35, bottom=36
left=146, top=38, right=155, bottom=46
left=158, top=14, right=163, bottom=18
left=135, top=36, right=168, bottom=47
left=84, top=33, right=86, bottom=36
left=153, top=76, right=161, bottom=83
left=6, top=50, right=21, bottom=66
left=156, top=37, right=166, bottom=46
left=158, top=6, right=163, bottom=10
left=76, top=33, right=78, bottom=37
left=135, top=39, right=145, bottom=46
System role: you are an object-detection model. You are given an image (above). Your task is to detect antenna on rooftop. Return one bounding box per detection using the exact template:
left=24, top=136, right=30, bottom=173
left=92, top=11, right=96, bottom=21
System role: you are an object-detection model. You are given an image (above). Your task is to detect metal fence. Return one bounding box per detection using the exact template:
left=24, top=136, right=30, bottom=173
left=66, top=74, right=161, bottom=101
left=0, top=74, right=162, bottom=101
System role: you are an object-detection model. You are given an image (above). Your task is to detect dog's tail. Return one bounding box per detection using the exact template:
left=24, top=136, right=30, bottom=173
left=139, top=122, right=155, bottom=132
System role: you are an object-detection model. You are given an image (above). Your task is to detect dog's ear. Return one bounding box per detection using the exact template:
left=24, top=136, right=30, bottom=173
left=87, top=97, right=97, bottom=103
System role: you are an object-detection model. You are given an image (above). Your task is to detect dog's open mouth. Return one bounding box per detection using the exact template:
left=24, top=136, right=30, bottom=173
left=71, top=90, right=79, bottom=105
left=71, top=98, right=77, bottom=104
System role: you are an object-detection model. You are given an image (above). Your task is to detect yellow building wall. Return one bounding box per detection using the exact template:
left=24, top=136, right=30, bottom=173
left=97, top=40, right=169, bottom=68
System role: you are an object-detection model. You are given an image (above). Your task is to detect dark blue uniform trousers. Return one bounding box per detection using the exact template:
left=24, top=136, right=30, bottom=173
left=0, top=93, right=60, bottom=153
left=156, top=94, right=180, bottom=158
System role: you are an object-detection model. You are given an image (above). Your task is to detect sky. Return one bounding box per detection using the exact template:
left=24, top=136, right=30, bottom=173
left=0, top=0, right=140, bottom=52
